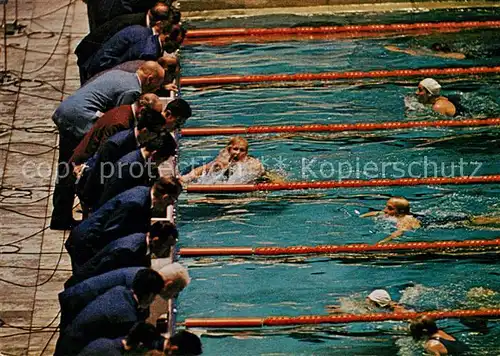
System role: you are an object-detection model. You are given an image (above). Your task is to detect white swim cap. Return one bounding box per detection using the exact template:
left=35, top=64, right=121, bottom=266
left=367, top=289, right=392, bottom=307
left=419, top=78, right=441, bottom=96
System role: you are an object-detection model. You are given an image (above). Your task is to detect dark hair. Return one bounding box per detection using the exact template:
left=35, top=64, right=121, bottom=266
left=143, top=132, right=177, bottom=159
left=431, top=42, right=451, bottom=53
left=169, top=25, right=187, bottom=43
left=166, top=98, right=192, bottom=120
left=410, top=316, right=439, bottom=340
left=152, top=176, right=182, bottom=199
left=137, top=108, right=166, bottom=133
left=150, top=2, right=171, bottom=22
left=169, top=330, right=202, bottom=355
left=150, top=221, right=179, bottom=241
left=171, top=9, right=181, bottom=24
left=132, top=269, right=164, bottom=299
left=125, top=322, right=161, bottom=349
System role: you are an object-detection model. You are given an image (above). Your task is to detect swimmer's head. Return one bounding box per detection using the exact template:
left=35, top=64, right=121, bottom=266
left=431, top=43, right=451, bottom=53
left=367, top=289, right=392, bottom=308
left=410, top=315, right=438, bottom=340
left=384, top=197, right=411, bottom=217
left=416, top=78, right=441, bottom=103
left=227, top=136, right=249, bottom=162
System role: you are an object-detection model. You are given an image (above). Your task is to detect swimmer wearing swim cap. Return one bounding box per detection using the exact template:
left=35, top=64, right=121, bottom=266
left=360, top=197, right=421, bottom=244
left=416, top=78, right=456, bottom=117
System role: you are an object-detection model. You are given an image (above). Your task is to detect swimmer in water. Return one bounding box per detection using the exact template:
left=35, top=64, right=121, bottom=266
left=326, top=289, right=408, bottom=314
left=385, top=42, right=466, bottom=60
left=416, top=78, right=456, bottom=117
left=360, top=197, right=421, bottom=244
left=181, top=136, right=265, bottom=184
left=410, top=315, right=470, bottom=355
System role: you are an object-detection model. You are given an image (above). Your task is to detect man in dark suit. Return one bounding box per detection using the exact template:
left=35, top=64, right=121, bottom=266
left=70, top=93, right=162, bottom=167
left=86, top=0, right=171, bottom=32
left=78, top=108, right=166, bottom=209
left=65, top=222, right=177, bottom=287
left=55, top=269, right=164, bottom=355
left=80, top=20, right=172, bottom=84
left=58, top=262, right=189, bottom=329
left=76, top=2, right=171, bottom=66
left=66, top=177, right=182, bottom=268
left=97, top=132, right=177, bottom=207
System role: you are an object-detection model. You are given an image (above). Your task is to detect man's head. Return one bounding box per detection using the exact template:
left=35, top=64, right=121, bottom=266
left=143, top=132, right=177, bottom=164
left=124, top=322, right=159, bottom=350
left=383, top=197, right=411, bottom=217
left=148, top=221, right=178, bottom=258
left=416, top=78, right=441, bottom=104
left=227, top=136, right=249, bottom=162
left=169, top=25, right=187, bottom=47
left=163, top=98, right=192, bottom=131
left=137, top=61, right=166, bottom=93
left=136, top=107, right=167, bottom=144
left=164, top=330, right=202, bottom=355
left=148, top=2, right=171, bottom=26
left=366, top=289, right=392, bottom=308
left=158, top=262, right=190, bottom=300
left=132, top=269, right=165, bottom=308
left=151, top=176, right=182, bottom=216
left=136, top=93, right=163, bottom=115
left=410, top=315, right=439, bottom=340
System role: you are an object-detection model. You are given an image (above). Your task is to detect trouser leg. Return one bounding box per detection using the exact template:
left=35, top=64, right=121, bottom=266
left=50, top=132, right=79, bottom=229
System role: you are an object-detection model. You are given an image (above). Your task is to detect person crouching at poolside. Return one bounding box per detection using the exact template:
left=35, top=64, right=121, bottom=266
left=360, top=197, right=421, bottom=244
left=416, top=78, right=456, bottom=117
left=181, top=136, right=265, bottom=184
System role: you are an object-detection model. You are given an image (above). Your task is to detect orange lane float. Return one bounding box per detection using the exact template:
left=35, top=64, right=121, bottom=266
left=179, top=238, right=500, bottom=257
left=180, top=118, right=500, bottom=136
left=185, top=175, right=500, bottom=193
left=181, top=66, right=500, bottom=86
left=183, top=308, right=500, bottom=328
left=186, top=21, right=500, bottom=38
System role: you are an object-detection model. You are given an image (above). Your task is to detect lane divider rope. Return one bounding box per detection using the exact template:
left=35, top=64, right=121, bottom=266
left=185, top=175, right=500, bottom=193
left=186, top=21, right=500, bottom=38
left=178, top=238, right=500, bottom=257
left=181, top=66, right=500, bottom=86
left=183, top=308, right=500, bottom=328
left=180, top=118, right=500, bottom=136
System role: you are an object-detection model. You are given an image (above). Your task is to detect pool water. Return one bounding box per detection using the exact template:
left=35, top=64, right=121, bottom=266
left=177, top=8, right=500, bottom=356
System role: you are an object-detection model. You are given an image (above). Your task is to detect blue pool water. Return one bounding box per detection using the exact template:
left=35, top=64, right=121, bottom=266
left=177, top=9, right=500, bottom=356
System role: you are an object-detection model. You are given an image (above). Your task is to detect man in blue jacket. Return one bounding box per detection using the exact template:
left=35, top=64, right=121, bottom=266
left=80, top=21, right=172, bottom=84
left=55, top=269, right=164, bottom=355
left=50, top=61, right=164, bottom=230
left=65, top=176, right=181, bottom=268
left=65, top=222, right=177, bottom=287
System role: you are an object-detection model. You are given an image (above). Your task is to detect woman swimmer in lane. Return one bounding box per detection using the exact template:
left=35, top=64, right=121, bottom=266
left=360, top=197, right=421, bottom=244
left=385, top=42, right=466, bottom=60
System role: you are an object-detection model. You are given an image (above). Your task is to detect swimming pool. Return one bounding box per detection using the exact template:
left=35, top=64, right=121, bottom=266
left=177, top=8, right=500, bottom=356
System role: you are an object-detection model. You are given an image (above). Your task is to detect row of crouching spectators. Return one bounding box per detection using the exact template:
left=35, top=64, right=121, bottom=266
left=51, top=0, right=202, bottom=354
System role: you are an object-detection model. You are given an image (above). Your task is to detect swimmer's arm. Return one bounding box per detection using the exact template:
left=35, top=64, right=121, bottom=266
left=425, top=340, right=446, bottom=356
left=377, top=229, right=404, bottom=245
left=431, top=52, right=466, bottom=60
left=385, top=45, right=419, bottom=56
left=181, top=162, right=217, bottom=183
left=360, top=211, right=382, bottom=218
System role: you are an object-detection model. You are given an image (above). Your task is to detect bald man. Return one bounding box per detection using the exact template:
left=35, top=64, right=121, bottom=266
left=51, top=61, right=164, bottom=230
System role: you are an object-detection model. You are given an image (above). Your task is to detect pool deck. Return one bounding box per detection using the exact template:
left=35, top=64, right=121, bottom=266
left=0, top=0, right=499, bottom=355
left=183, top=0, right=500, bottom=19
